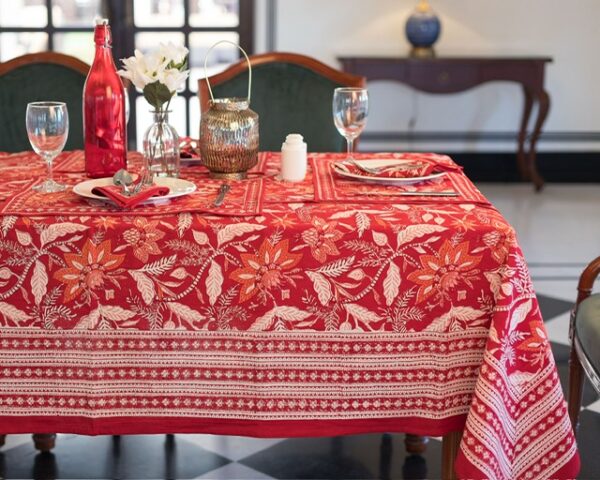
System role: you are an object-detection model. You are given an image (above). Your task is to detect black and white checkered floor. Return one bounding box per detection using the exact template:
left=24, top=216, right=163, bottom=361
left=2, top=184, right=600, bottom=479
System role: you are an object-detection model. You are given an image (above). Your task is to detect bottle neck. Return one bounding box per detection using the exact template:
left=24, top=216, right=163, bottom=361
left=94, top=24, right=112, bottom=48
left=92, top=25, right=114, bottom=64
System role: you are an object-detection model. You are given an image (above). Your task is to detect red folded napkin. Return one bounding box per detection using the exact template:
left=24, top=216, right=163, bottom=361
left=337, top=160, right=460, bottom=179
left=180, top=136, right=200, bottom=159
left=91, top=184, right=170, bottom=208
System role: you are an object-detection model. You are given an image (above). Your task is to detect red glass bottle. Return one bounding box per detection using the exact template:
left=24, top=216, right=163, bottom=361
left=83, top=18, right=127, bottom=178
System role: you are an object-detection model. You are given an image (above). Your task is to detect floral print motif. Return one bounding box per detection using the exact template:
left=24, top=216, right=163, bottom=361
left=54, top=239, right=124, bottom=302
left=407, top=240, right=482, bottom=304
left=301, top=218, right=344, bottom=262
left=230, top=239, right=302, bottom=302
left=122, top=218, right=166, bottom=262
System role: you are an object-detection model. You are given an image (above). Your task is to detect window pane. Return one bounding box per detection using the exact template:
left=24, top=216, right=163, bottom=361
left=189, top=0, right=239, bottom=27
left=54, top=32, right=95, bottom=64
left=189, top=32, right=239, bottom=93
left=0, top=0, right=47, bottom=27
left=134, top=0, right=184, bottom=27
left=135, top=32, right=186, bottom=55
left=136, top=95, right=187, bottom=145
left=0, top=32, right=48, bottom=61
left=52, top=0, right=101, bottom=27
left=189, top=97, right=200, bottom=139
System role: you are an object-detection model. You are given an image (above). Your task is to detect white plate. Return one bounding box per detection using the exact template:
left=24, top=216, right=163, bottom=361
left=73, top=176, right=197, bottom=205
left=333, top=159, right=446, bottom=185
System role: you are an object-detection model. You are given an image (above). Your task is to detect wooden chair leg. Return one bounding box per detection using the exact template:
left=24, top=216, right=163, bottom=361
left=32, top=434, right=57, bottom=452
left=405, top=433, right=428, bottom=454
left=442, top=430, right=462, bottom=480
left=0, top=434, right=5, bottom=447
left=568, top=346, right=585, bottom=434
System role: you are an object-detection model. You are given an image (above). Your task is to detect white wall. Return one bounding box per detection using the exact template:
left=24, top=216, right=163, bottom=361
left=265, top=0, right=600, bottom=152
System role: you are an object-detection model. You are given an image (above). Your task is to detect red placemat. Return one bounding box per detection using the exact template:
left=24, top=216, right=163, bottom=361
left=0, top=173, right=265, bottom=217
left=311, top=152, right=490, bottom=206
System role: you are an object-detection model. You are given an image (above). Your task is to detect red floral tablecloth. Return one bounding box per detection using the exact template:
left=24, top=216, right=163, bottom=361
left=0, top=151, right=579, bottom=479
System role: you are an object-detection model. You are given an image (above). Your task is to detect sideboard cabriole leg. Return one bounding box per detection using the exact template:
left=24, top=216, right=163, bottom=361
left=441, top=430, right=461, bottom=480
left=517, top=86, right=534, bottom=181
left=404, top=433, right=428, bottom=454
left=32, top=434, right=57, bottom=452
left=528, top=89, right=551, bottom=191
left=0, top=434, right=5, bottom=447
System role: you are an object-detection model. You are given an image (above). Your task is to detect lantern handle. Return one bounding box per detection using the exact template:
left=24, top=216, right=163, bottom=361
left=203, top=40, right=252, bottom=104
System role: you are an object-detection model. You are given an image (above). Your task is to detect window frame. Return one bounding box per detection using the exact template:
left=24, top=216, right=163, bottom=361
left=107, top=0, right=255, bottom=146
left=0, top=0, right=255, bottom=147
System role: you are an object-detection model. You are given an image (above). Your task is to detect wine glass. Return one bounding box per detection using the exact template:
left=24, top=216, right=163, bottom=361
left=332, top=87, right=369, bottom=159
left=26, top=101, right=69, bottom=193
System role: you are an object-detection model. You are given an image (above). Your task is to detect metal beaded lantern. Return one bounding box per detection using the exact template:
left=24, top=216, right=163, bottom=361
left=200, top=41, right=259, bottom=180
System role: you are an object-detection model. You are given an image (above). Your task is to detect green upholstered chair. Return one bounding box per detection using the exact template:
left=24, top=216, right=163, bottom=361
left=0, top=52, right=89, bottom=152
left=198, top=52, right=366, bottom=152
left=568, top=256, right=600, bottom=434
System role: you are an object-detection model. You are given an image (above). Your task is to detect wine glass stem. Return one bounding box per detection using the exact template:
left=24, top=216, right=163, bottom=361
left=44, top=155, right=55, bottom=183
left=346, top=138, right=354, bottom=160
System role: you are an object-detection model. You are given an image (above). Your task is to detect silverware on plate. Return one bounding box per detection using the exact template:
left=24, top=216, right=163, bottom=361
left=213, top=183, right=231, bottom=206
left=112, top=169, right=134, bottom=196
left=345, top=158, right=423, bottom=175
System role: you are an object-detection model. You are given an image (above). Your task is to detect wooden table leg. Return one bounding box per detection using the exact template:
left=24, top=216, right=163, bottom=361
left=405, top=433, right=428, bottom=454
left=0, top=434, right=5, bottom=447
left=32, top=434, right=57, bottom=452
left=528, top=90, right=551, bottom=191
left=517, top=86, right=534, bottom=181
left=442, top=430, right=462, bottom=480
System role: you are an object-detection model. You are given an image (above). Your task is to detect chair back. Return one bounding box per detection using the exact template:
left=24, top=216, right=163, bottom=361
left=199, top=52, right=366, bottom=152
left=0, top=52, right=89, bottom=152
left=568, top=255, right=600, bottom=433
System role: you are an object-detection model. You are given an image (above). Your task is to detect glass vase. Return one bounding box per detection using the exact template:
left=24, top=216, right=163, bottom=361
left=143, top=110, right=180, bottom=181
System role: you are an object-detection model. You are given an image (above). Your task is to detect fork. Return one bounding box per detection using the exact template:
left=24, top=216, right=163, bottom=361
left=130, top=169, right=152, bottom=195
left=348, top=158, right=421, bottom=175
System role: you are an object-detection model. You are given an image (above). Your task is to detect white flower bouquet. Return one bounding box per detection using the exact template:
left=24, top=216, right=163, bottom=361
left=118, top=43, right=190, bottom=180
left=118, top=42, right=190, bottom=112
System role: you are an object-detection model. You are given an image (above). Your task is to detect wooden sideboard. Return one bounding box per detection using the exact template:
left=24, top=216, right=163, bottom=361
left=338, top=56, right=552, bottom=190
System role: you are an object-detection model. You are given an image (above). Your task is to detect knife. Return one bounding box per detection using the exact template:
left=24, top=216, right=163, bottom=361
left=213, top=183, right=231, bottom=206
left=354, top=191, right=459, bottom=197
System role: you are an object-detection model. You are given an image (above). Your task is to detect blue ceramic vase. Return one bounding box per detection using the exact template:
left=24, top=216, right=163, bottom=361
left=405, top=0, right=441, bottom=57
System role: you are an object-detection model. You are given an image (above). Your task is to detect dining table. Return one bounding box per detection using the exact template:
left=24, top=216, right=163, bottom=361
left=0, top=149, right=579, bottom=480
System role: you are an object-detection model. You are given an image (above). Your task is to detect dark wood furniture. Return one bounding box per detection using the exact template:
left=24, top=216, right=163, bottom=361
left=0, top=51, right=89, bottom=76
left=338, top=56, right=552, bottom=190
left=568, top=256, right=600, bottom=432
